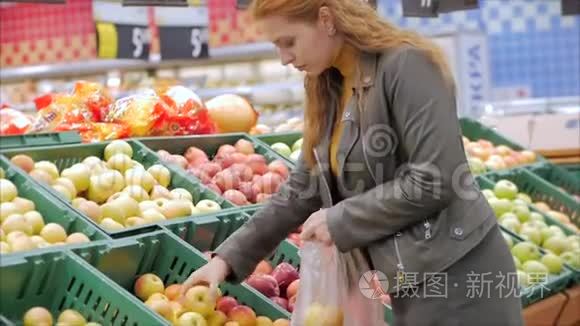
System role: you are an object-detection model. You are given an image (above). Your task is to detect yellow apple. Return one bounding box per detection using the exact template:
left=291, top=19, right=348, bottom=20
left=11, top=197, right=35, bottom=213
left=159, top=200, right=192, bottom=220
left=182, top=285, right=216, bottom=318
left=104, top=140, right=133, bottom=161
left=2, top=214, right=32, bottom=235
left=66, top=233, right=90, bottom=244
left=0, top=179, right=18, bottom=203
left=52, top=184, right=73, bottom=202
left=34, top=161, right=59, bottom=180
left=57, top=309, right=86, bottom=326
left=125, top=168, right=156, bottom=193
left=23, top=307, right=53, bottom=326
left=170, top=188, right=193, bottom=201
left=142, top=209, right=166, bottom=223
left=61, top=163, right=91, bottom=192
left=0, top=241, right=10, bottom=253
left=134, top=273, right=165, bottom=301
left=54, top=177, right=77, bottom=198
left=24, top=211, right=45, bottom=234
left=40, top=223, right=67, bottom=243
left=176, top=312, right=207, bottom=326
left=0, top=202, right=20, bottom=222
left=99, top=218, right=124, bottom=231
left=125, top=217, right=148, bottom=228
left=123, top=185, right=150, bottom=202
left=147, top=165, right=171, bottom=188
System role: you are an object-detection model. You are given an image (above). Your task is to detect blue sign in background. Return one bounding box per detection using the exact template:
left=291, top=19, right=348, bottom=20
left=377, top=0, right=580, bottom=99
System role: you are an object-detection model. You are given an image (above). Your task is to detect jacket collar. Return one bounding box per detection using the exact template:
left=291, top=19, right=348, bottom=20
left=354, top=50, right=379, bottom=89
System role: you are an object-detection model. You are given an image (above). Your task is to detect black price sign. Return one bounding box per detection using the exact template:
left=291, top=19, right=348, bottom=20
left=562, top=0, right=580, bottom=16
left=402, top=0, right=440, bottom=17
left=158, top=26, right=209, bottom=60
left=438, top=0, right=478, bottom=13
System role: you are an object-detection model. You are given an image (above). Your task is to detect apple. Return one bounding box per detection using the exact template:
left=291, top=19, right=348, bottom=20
left=238, top=182, right=260, bottom=203
left=0, top=179, right=17, bottom=203
left=171, top=155, right=189, bottom=169
left=124, top=168, right=156, bottom=193
left=107, top=153, right=134, bottom=173
left=247, top=274, right=280, bottom=297
left=286, top=279, right=300, bottom=299
left=520, top=150, right=536, bottom=163
left=228, top=305, right=257, bottom=326
left=147, top=165, right=171, bottom=188
left=195, top=199, right=221, bottom=214
left=23, top=306, right=53, bottom=326
left=10, top=154, right=35, bottom=173
left=231, top=153, right=249, bottom=164
left=2, top=214, right=32, bottom=235
left=488, top=198, right=512, bottom=218
left=175, top=311, right=207, bottom=326
left=541, top=253, right=563, bottom=274
left=270, top=296, right=288, bottom=310
left=61, top=163, right=91, bottom=192
left=66, top=233, right=91, bottom=244
left=214, top=154, right=234, bottom=169
left=24, top=211, right=45, bottom=234
left=184, top=146, right=208, bottom=162
left=214, top=170, right=240, bottom=192
left=519, top=226, right=542, bottom=246
left=104, top=140, right=133, bottom=161
left=247, top=155, right=268, bottom=175
left=304, top=303, right=344, bottom=326
left=560, top=250, right=580, bottom=269
left=216, top=296, right=238, bottom=315
left=217, top=144, right=237, bottom=158
left=292, top=138, right=303, bottom=152
left=529, top=212, right=545, bottom=223
left=77, top=201, right=102, bottom=223
left=88, top=170, right=125, bottom=203
left=273, top=319, right=290, bottom=326
left=235, top=139, right=255, bottom=155
left=0, top=202, right=20, bottom=222
left=522, top=260, right=549, bottom=284
left=160, top=200, right=192, bottom=219
left=225, top=322, right=240, bottom=326
left=134, top=273, right=165, bottom=301
left=255, top=173, right=283, bottom=195
left=205, top=183, right=222, bottom=196
left=30, top=235, right=48, bottom=247
left=223, top=189, right=249, bottom=206
left=494, top=180, right=518, bottom=200
left=207, top=310, right=228, bottom=326
left=34, top=161, right=59, bottom=180
left=511, top=242, right=541, bottom=263
left=256, top=316, right=274, bottom=326
left=146, top=298, right=176, bottom=322
left=198, top=163, right=222, bottom=179
left=52, top=184, right=73, bottom=202
left=57, top=310, right=87, bottom=325
left=288, top=295, right=297, bottom=312
left=125, top=217, right=148, bottom=227
left=543, top=236, right=570, bottom=255
left=139, top=200, right=159, bottom=212
left=268, top=160, right=289, bottom=179
left=9, top=235, right=35, bottom=252
left=253, top=260, right=273, bottom=275
left=123, top=185, right=150, bottom=202
left=481, top=189, right=495, bottom=199
left=10, top=197, right=34, bottom=214
left=182, top=285, right=216, bottom=317
left=271, top=263, right=299, bottom=293
left=142, top=209, right=167, bottom=223
left=516, top=193, right=532, bottom=204
left=40, top=223, right=67, bottom=243
left=289, top=151, right=301, bottom=162
left=271, top=143, right=292, bottom=157
left=0, top=241, right=10, bottom=254
left=229, top=164, right=253, bottom=182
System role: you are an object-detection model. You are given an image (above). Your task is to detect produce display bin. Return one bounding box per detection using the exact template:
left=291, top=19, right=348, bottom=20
left=0, top=250, right=166, bottom=325
left=527, top=163, right=580, bottom=197
left=71, top=230, right=291, bottom=323
left=0, top=131, right=81, bottom=150
left=0, top=156, right=109, bottom=257
left=499, top=229, right=575, bottom=307
left=0, top=140, right=234, bottom=238
left=483, top=168, right=579, bottom=229
left=161, top=208, right=246, bottom=252
left=137, top=133, right=294, bottom=210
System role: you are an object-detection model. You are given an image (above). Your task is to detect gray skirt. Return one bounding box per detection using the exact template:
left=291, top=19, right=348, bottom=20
left=390, top=224, right=525, bottom=326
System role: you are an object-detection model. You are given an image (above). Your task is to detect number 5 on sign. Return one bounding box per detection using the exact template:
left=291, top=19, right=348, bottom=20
left=132, top=27, right=151, bottom=59
left=191, top=28, right=202, bottom=58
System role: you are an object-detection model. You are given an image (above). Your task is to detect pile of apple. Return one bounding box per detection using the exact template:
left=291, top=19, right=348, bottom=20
left=21, top=307, right=101, bottom=326
left=245, top=261, right=300, bottom=313
left=270, top=138, right=302, bottom=163
left=133, top=273, right=290, bottom=325
left=486, top=180, right=580, bottom=271
left=0, top=174, right=90, bottom=254
left=9, top=140, right=222, bottom=232
left=157, top=139, right=290, bottom=206
left=463, top=137, right=537, bottom=174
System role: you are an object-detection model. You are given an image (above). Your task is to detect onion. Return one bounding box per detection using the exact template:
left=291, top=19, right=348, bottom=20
left=205, top=94, right=258, bottom=133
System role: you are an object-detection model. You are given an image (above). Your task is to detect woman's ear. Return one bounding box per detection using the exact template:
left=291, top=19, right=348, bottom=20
left=318, top=6, right=336, bottom=36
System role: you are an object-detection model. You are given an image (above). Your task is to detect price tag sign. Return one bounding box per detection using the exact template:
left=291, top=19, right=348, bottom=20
left=561, top=0, right=579, bottom=16
left=402, top=0, right=440, bottom=17
left=93, top=1, right=151, bottom=60
left=437, top=0, right=478, bottom=13
left=155, top=7, right=210, bottom=60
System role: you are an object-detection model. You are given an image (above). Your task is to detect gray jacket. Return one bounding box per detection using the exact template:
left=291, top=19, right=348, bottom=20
left=215, top=45, right=497, bottom=293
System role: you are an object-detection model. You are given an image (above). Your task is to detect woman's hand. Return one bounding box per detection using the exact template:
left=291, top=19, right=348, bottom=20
left=180, top=256, right=231, bottom=300
left=300, top=209, right=333, bottom=245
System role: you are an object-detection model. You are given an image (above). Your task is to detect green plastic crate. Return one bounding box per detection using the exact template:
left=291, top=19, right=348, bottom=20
left=253, top=131, right=303, bottom=165
left=0, top=140, right=234, bottom=238
left=161, top=208, right=246, bottom=253
left=0, top=156, right=109, bottom=257
left=136, top=133, right=293, bottom=210
left=0, top=250, right=166, bottom=325
left=71, top=230, right=291, bottom=323
left=499, top=229, right=575, bottom=307
left=0, top=131, right=81, bottom=150
left=528, top=163, right=580, bottom=197
left=483, top=168, right=579, bottom=229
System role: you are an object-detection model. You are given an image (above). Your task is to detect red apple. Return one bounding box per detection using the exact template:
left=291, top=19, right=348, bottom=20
left=214, top=154, right=234, bottom=169
left=253, top=260, right=273, bottom=276
left=205, top=183, right=222, bottom=195
left=214, top=170, right=240, bottom=192
left=200, top=163, right=222, bottom=178
left=185, top=147, right=208, bottom=163
left=268, top=160, right=289, bottom=179
left=255, top=193, right=272, bottom=204
left=288, top=295, right=297, bottom=312
left=246, top=274, right=280, bottom=298
left=134, top=273, right=165, bottom=301
left=256, top=172, right=283, bottom=194
left=169, top=155, right=188, bottom=169
left=247, top=155, right=268, bottom=175
left=197, top=171, right=212, bottom=184
left=252, top=175, right=262, bottom=183
left=269, top=297, right=288, bottom=311
left=271, top=263, right=299, bottom=293
left=217, top=144, right=237, bottom=157
left=231, top=153, right=249, bottom=164
left=223, top=189, right=249, bottom=206
left=238, top=182, right=260, bottom=203
left=286, top=279, right=300, bottom=299
left=229, top=164, right=254, bottom=182
left=477, top=139, right=494, bottom=149
left=228, top=305, right=257, bottom=326
left=216, top=296, right=239, bottom=315
left=187, top=167, right=201, bottom=178
left=235, top=139, right=255, bottom=155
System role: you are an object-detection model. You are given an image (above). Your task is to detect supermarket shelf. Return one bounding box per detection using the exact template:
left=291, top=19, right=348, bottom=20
left=0, top=42, right=277, bottom=83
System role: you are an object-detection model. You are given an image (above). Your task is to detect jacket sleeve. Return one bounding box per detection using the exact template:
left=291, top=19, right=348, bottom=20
left=326, top=47, right=468, bottom=252
left=214, top=153, right=322, bottom=283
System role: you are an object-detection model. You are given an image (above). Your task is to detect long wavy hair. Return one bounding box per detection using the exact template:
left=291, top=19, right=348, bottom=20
left=250, top=0, right=454, bottom=168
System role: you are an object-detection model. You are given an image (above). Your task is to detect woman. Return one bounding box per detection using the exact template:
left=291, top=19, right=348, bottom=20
left=182, top=1, right=524, bottom=325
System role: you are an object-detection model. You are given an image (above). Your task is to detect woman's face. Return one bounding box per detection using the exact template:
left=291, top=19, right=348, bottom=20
left=259, top=13, right=341, bottom=76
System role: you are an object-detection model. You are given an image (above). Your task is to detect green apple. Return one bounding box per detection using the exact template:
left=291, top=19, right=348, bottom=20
left=500, top=215, right=521, bottom=233
left=513, top=256, right=522, bottom=270
left=522, top=260, right=549, bottom=284
left=125, top=168, right=156, bottom=193
left=61, top=163, right=91, bottom=192
left=292, top=138, right=303, bottom=152
left=522, top=220, right=548, bottom=231
left=529, top=212, right=545, bottom=223
left=543, top=236, right=571, bottom=255
left=489, top=198, right=513, bottom=218
left=568, top=235, right=580, bottom=251
left=468, top=157, right=486, bottom=175
left=122, top=185, right=150, bottom=202
left=493, top=179, right=518, bottom=200
left=107, top=154, right=134, bottom=173
left=511, top=241, right=541, bottom=263
left=271, top=142, right=292, bottom=158
left=147, top=165, right=171, bottom=188
left=519, top=226, right=542, bottom=246
left=560, top=250, right=580, bottom=270
left=516, top=193, right=532, bottom=204
left=104, top=140, right=133, bottom=161
left=512, top=199, right=529, bottom=208
left=481, top=189, right=496, bottom=200
left=541, top=253, right=563, bottom=274
left=195, top=199, right=221, bottom=214
left=290, top=150, right=301, bottom=162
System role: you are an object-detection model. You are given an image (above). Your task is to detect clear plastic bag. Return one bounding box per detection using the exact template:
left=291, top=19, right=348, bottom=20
left=291, top=241, right=386, bottom=326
